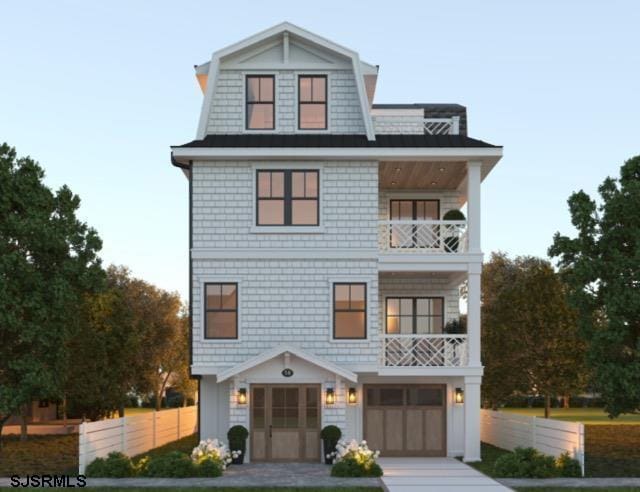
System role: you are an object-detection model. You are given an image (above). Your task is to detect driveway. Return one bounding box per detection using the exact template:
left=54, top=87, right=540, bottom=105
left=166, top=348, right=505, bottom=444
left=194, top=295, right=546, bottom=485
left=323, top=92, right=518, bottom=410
left=379, top=457, right=512, bottom=491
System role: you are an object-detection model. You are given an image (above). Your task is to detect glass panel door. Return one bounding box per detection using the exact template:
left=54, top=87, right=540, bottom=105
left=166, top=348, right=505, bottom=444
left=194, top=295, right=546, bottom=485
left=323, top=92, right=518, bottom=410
left=390, top=200, right=439, bottom=248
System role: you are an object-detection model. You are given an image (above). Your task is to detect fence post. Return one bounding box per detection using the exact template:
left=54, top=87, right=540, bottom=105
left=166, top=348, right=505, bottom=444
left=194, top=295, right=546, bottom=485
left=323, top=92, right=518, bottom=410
left=78, top=422, right=86, bottom=475
left=579, top=422, right=585, bottom=476
left=152, top=409, right=157, bottom=449
left=177, top=407, right=181, bottom=440
left=120, top=416, right=126, bottom=455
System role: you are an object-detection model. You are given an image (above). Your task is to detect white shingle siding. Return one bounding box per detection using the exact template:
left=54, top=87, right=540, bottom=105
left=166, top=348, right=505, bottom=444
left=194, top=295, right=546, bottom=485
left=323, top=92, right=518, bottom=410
left=373, top=115, right=424, bottom=134
left=205, top=70, right=366, bottom=134
left=192, top=161, right=378, bottom=249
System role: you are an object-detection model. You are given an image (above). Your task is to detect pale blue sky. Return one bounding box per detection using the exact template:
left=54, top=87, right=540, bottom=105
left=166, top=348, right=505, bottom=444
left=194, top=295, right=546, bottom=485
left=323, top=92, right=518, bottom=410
left=2, top=1, right=638, bottom=300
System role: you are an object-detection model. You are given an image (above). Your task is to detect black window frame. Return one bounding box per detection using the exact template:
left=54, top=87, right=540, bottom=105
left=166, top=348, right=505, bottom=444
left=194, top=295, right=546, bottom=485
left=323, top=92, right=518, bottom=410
left=246, top=75, right=275, bottom=130
left=204, top=282, right=238, bottom=340
left=256, top=169, right=320, bottom=226
left=333, top=282, right=367, bottom=340
left=298, top=75, right=328, bottom=130
left=385, top=296, right=445, bottom=334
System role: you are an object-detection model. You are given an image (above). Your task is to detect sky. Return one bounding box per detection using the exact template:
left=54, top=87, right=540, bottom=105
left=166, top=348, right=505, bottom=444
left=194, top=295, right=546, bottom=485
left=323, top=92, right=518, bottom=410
left=1, top=1, right=639, bottom=301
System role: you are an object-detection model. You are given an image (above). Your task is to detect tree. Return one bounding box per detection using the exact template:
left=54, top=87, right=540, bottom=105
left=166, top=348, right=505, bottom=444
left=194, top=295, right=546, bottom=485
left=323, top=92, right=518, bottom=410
left=549, top=155, right=640, bottom=417
left=481, top=253, right=586, bottom=417
left=0, top=144, right=103, bottom=443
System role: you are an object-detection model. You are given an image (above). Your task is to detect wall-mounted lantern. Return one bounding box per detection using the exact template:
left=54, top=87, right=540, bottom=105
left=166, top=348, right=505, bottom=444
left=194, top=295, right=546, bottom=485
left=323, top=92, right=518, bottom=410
left=237, top=387, right=247, bottom=405
left=455, top=387, right=464, bottom=404
left=348, top=387, right=357, bottom=405
left=325, top=387, right=335, bottom=405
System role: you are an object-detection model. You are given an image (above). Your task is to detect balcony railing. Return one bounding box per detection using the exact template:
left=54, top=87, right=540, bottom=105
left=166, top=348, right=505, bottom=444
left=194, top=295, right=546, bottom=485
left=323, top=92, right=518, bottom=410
left=424, top=116, right=460, bottom=135
left=381, top=334, right=468, bottom=367
left=379, top=220, right=468, bottom=253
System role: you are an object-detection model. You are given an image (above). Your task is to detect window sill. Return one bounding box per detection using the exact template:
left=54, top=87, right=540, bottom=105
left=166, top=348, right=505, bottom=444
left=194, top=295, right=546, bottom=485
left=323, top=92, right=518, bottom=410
left=250, top=226, right=325, bottom=234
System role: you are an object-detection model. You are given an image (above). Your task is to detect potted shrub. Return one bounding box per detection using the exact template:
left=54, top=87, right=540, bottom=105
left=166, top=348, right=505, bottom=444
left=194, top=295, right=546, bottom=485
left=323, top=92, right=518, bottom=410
left=321, top=425, right=342, bottom=465
left=442, top=209, right=466, bottom=252
left=227, top=425, right=249, bottom=464
left=444, top=317, right=466, bottom=334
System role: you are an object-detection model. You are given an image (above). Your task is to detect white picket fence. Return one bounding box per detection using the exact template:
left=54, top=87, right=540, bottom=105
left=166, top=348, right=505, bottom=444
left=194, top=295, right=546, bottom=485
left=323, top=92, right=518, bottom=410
left=480, top=409, right=585, bottom=475
left=78, top=406, right=198, bottom=474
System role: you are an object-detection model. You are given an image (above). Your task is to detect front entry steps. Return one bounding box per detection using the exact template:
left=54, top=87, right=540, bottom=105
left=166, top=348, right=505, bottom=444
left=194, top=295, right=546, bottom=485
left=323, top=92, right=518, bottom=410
left=378, top=457, right=512, bottom=491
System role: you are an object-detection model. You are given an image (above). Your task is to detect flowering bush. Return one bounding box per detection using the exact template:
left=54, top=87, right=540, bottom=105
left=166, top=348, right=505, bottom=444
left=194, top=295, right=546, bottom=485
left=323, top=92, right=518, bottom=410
left=330, top=439, right=383, bottom=477
left=190, top=438, right=239, bottom=472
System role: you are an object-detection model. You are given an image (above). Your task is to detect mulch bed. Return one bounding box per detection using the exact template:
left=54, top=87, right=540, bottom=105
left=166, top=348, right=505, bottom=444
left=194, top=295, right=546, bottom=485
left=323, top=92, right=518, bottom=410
left=585, top=425, right=640, bottom=477
left=0, top=434, right=78, bottom=476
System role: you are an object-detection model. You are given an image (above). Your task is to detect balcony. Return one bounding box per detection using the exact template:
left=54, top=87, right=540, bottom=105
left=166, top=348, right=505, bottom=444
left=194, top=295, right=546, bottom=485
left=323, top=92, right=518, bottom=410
left=379, top=220, right=468, bottom=254
left=381, top=334, right=468, bottom=367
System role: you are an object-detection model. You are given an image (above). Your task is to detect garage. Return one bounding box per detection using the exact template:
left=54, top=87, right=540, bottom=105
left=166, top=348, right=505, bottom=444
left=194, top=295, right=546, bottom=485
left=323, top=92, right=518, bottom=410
left=363, top=384, right=446, bottom=456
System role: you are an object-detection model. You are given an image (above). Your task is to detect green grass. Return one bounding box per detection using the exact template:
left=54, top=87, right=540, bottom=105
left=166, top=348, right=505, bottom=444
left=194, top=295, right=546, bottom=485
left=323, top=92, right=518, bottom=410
left=501, top=407, right=640, bottom=425
left=461, top=442, right=511, bottom=476
left=123, top=407, right=155, bottom=415
left=585, top=425, right=640, bottom=477
left=131, top=433, right=198, bottom=463
left=0, top=434, right=78, bottom=476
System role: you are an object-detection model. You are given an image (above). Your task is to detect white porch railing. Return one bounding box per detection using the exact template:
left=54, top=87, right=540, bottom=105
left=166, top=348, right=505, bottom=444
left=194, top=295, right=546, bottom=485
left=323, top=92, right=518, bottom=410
left=379, top=220, right=468, bottom=253
left=424, top=116, right=460, bottom=135
left=381, top=334, right=468, bottom=367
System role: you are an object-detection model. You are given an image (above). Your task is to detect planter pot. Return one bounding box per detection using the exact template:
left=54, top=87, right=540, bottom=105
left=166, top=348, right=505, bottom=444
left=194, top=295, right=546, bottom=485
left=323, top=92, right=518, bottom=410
left=323, top=439, right=338, bottom=465
left=230, top=442, right=246, bottom=465
left=444, top=236, right=459, bottom=253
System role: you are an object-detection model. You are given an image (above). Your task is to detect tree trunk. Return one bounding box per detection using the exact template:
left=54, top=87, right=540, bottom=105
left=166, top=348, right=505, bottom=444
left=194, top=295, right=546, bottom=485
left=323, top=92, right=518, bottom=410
left=19, top=406, right=28, bottom=441
left=563, top=395, right=570, bottom=409
left=118, top=404, right=125, bottom=418
left=62, top=395, right=68, bottom=433
left=157, top=372, right=172, bottom=411
left=544, top=395, right=551, bottom=419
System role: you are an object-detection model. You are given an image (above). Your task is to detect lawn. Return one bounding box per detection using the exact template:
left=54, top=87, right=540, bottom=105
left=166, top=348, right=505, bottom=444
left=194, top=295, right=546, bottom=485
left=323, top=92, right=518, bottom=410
left=131, top=433, right=198, bottom=463
left=501, top=407, right=640, bottom=425
left=123, top=407, right=155, bottom=416
left=0, top=434, right=78, bottom=476
left=462, top=442, right=511, bottom=477
left=585, top=425, right=640, bottom=477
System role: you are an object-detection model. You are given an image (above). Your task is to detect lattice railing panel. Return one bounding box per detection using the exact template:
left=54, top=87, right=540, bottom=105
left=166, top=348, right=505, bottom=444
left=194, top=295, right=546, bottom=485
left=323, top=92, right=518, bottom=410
left=381, top=335, right=468, bottom=367
left=379, top=220, right=467, bottom=253
left=423, top=117, right=460, bottom=135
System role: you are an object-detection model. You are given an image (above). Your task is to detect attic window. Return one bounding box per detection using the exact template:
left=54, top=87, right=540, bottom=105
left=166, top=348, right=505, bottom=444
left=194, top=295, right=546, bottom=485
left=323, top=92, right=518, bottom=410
left=298, top=75, right=327, bottom=130
left=246, top=75, right=275, bottom=130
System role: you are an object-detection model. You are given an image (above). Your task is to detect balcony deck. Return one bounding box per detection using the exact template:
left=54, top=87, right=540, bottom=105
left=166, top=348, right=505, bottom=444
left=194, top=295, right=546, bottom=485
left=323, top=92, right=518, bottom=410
left=380, top=334, right=468, bottom=369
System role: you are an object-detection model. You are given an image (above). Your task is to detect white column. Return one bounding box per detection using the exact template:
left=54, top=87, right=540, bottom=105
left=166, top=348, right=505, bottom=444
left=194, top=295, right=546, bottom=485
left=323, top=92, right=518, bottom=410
left=466, top=161, right=482, bottom=254
left=467, top=262, right=482, bottom=367
left=463, top=375, right=482, bottom=462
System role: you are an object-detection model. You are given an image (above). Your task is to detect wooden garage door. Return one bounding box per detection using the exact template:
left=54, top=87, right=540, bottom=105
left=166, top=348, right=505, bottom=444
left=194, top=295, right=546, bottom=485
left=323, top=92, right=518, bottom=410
left=364, top=384, right=446, bottom=457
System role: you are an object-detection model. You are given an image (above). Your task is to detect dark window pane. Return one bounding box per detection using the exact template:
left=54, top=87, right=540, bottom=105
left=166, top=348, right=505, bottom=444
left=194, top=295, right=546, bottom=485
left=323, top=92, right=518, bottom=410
left=206, top=311, right=236, bottom=338
left=408, top=388, right=443, bottom=406
left=292, top=172, right=305, bottom=197
left=285, top=407, right=299, bottom=428
left=366, top=388, right=379, bottom=406
left=416, top=316, right=429, bottom=334
left=400, top=316, right=413, bottom=334
left=306, top=408, right=318, bottom=429
left=299, top=77, right=312, bottom=101
left=432, top=298, right=443, bottom=314
left=334, top=285, right=350, bottom=310
left=272, top=388, right=285, bottom=407
left=416, top=298, right=429, bottom=315
left=285, top=388, right=299, bottom=407
left=300, top=104, right=326, bottom=129
left=253, top=409, right=265, bottom=429
left=380, top=388, right=404, bottom=406
left=305, top=172, right=318, bottom=198
left=350, top=284, right=365, bottom=310
left=253, top=388, right=265, bottom=407
left=312, top=77, right=326, bottom=102
left=401, top=299, right=413, bottom=316
left=291, top=200, right=317, bottom=225
left=247, top=103, right=274, bottom=129
left=423, top=201, right=439, bottom=219
left=258, top=200, right=285, bottom=225
left=206, top=284, right=222, bottom=309
left=335, top=312, right=365, bottom=338
left=432, top=316, right=443, bottom=334
left=258, top=172, right=271, bottom=197
left=306, top=388, right=318, bottom=407
left=221, top=284, right=237, bottom=309
left=259, top=77, right=273, bottom=102
left=271, top=172, right=284, bottom=197
left=247, top=77, right=260, bottom=102
left=272, top=407, right=285, bottom=428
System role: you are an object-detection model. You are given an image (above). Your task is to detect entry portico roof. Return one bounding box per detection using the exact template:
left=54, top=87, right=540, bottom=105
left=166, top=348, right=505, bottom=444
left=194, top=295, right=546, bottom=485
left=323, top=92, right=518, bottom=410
left=216, top=344, right=358, bottom=383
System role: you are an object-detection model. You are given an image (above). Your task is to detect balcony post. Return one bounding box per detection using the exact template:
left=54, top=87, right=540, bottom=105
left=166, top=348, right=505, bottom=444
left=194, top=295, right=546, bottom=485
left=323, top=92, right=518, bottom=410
left=466, top=161, right=482, bottom=254
left=467, top=262, right=482, bottom=367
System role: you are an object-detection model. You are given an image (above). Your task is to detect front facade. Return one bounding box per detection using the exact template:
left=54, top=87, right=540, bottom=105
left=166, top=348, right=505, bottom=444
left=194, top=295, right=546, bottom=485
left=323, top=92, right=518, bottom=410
left=171, top=23, right=502, bottom=463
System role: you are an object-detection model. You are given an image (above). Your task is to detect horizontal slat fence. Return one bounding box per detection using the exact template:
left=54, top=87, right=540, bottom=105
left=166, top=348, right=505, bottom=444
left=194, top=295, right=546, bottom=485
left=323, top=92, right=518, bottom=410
left=79, top=406, right=197, bottom=474
left=480, top=409, right=584, bottom=475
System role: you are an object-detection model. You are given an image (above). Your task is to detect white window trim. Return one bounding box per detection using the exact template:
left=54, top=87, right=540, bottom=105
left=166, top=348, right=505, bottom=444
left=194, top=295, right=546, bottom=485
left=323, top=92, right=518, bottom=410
left=382, top=294, right=452, bottom=334
left=242, top=71, right=278, bottom=133
left=199, top=277, right=242, bottom=344
left=294, top=71, right=331, bottom=134
left=328, top=276, right=373, bottom=343
left=250, top=162, right=325, bottom=233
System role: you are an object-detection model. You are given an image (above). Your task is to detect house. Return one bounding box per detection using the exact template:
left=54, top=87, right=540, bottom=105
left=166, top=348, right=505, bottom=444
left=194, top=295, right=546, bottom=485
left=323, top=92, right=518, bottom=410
left=170, top=22, right=502, bottom=463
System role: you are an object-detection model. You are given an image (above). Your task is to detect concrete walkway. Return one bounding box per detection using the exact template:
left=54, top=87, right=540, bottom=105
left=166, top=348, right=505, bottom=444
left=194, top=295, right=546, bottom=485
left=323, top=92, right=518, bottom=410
left=499, top=477, right=640, bottom=488
left=378, top=457, right=512, bottom=491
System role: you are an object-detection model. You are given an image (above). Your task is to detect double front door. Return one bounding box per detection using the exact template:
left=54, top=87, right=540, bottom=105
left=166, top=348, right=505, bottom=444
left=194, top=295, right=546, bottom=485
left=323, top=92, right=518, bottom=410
left=251, top=385, right=320, bottom=461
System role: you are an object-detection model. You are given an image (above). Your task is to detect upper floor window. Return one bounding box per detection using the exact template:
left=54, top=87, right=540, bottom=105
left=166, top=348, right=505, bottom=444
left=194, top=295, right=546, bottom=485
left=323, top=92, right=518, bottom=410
left=257, top=170, right=319, bottom=226
left=246, top=75, right=275, bottom=130
left=205, top=283, right=238, bottom=339
left=333, top=283, right=367, bottom=339
left=385, top=297, right=444, bottom=334
left=298, top=75, right=327, bottom=130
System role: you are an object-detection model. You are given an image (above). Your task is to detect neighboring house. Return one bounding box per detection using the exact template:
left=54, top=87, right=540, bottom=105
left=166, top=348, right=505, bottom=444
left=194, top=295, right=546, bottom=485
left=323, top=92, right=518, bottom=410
left=6, top=400, right=58, bottom=425
left=171, top=22, right=502, bottom=463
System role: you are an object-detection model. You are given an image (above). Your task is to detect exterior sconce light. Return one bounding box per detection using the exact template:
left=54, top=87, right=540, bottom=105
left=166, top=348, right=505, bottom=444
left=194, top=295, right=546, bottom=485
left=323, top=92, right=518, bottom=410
left=237, top=388, right=247, bottom=405
left=455, top=387, right=464, bottom=404
left=325, top=388, right=335, bottom=405
left=348, top=387, right=357, bottom=405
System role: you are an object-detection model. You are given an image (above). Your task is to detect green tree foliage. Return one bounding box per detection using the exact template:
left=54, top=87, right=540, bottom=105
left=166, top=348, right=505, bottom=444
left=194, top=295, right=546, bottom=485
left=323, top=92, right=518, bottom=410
left=482, top=253, right=586, bottom=416
left=0, top=144, right=104, bottom=441
left=549, top=155, right=640, bottom=417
